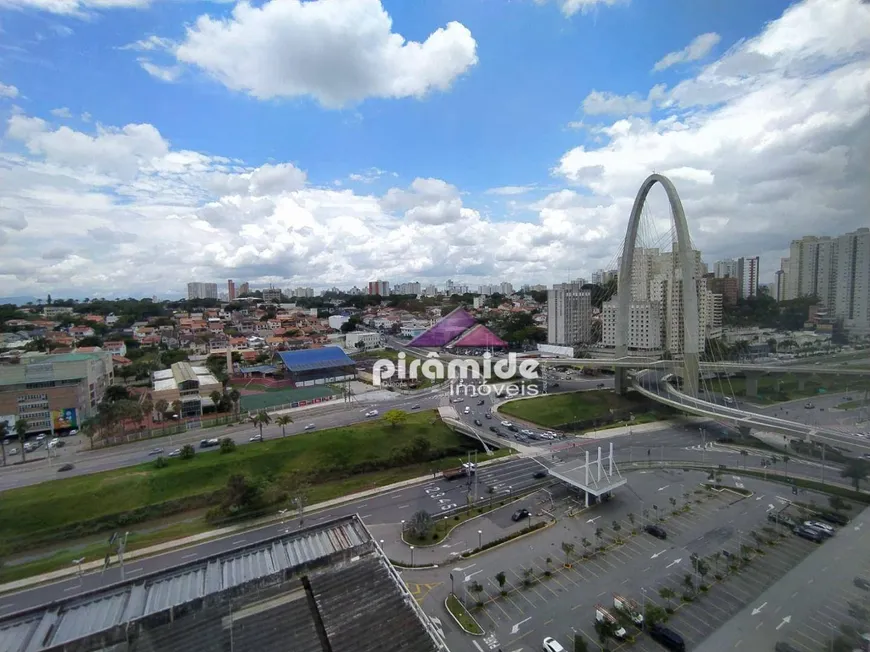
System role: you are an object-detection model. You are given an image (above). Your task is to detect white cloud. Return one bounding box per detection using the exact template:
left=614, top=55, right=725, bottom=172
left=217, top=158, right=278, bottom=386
left=168, top=0, right=478, bottom=107
left=581, top=83, right=666, bottom=116
left=653, top=32, right=721, bottom=72
left=50, top=107, right=72, bottom=118
left=0, top=81, right=19, bottom=98
left=348, top=168, right=389, bottom=183
left=119, top=35, right=174, bottom=52
left=558, top=0, right=870, bottom=277
left=535, top=0, right=629, bottom=17
left=0, top=0, right=149, bottom=16
left=485, top=185, right=535, bottom=195
left=138, top=59, right=182, bottom=82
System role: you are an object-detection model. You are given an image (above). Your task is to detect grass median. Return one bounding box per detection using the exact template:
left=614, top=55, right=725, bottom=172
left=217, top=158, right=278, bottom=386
left=0, top=411, right=497, bottom=555
left=446, top=593, right=483, bottom=634
left=499, top=389, right=658, bottom=428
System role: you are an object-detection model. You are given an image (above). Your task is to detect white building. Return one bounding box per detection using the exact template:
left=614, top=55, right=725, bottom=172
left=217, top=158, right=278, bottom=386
left=393, top=282, right=421, bottom=295
left=328, top=315, right=349, bottom=331
left=345, top=331, right=384, bottom=350
left=547, top=282, right=592, bottom=346
left=714, top=259, right=738, bottom=279
left=291, top=287, right=315, bottom=298
left=367, top=280, right=390, bottom=296
left=186, top=282, right=218, bottom=300
left=602, top=300, right=662, bottom=350
left=262, top=288, right=282, bottom=303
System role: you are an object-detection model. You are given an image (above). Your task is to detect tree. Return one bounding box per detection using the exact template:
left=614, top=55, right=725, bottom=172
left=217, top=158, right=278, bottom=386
left=179, top=444, right=195, bottom=460
left=228, top=389, right=241, bottom=415
left=154, top=399, right=168, bottom=421
left=594, top=527, right=603, bottom=550
left=710, top=551, right=722, bottom=577
left=141, top=395, right=154, bottom=423
left=829, top=495, right=849, bottom=512
left=469, top=580, right=484, bottom=607
left=573, top=634, right=589, bottom=652
left=682, top=572, right=695, bottom=597
left=209, top=390, right=223, bottom=410
left=644, top=603, right=668, bottom=627
left=14, top=419, right=28, bottom=463
left=171, top=400, right=182, bottom=417
left=841, top=459, right=870, bottom=491
left=659, top=587, right=676, bottom=610
left=522, top=567, right=535, bottom=587
left=219, top=437, right=236, bottom=454
left=275, top=415, right=293, bottom=437
left=223, top=474, right=262, bottom=513
left=669, top=496, right=677, bottom=510
left=382, top=409, right=408, bottom=428
left=611, top=520, right=622, bottom=541
left=252, top=410, right=272, bottom=437
left=0, top=421, right=7, bottom=467
left=561, top=541, right=575, bottom=566
left=495, top=571, right=507, bottom=595
left=408, top=510, right=433, bottom=539
left=581, top=537, right=591, bottom=557
left=627, top=512, right=636, bottom=528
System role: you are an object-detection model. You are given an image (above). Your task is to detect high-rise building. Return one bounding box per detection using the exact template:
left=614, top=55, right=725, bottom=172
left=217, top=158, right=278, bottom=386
left=227, top=279, right=236, bottom=301
left=774, top=258, right=789, bottom=302
left=708, top=276, right=738, bottom=306
left=834, top=228, right=870, bottom=334
left=394, top=282, right=421, bottom=295
left=187, top=282, right=218, bottom=300
left=262, top=288, right=282, bottom=303
left=547, top=282, right=592, bottom=346
left=367, top=280, right=390, bottom=296
left=291, top=287, right=315, bottom=298
left=238, top=282, right=250, bottom=296
left=714, top=259, right=738, bottom=279
left=786, top=236, right=837, bottom=305
left=601, top=300, right=662, bottom=350
left=737, top=256, right=760, bottom=299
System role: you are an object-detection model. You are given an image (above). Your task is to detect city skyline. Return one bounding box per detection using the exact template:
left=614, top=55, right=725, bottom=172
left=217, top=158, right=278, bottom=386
left=0, top=0, right=868, bottom=304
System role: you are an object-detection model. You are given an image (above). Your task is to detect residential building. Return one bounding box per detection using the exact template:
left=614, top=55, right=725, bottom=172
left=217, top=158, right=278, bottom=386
left=775, top=257, right=789, bottom=302
left=0, top=352, right=114, bottom=435
left=602, top=300, right=663, bottom=350
left=328, top=315, right=349, bottom=331
left=187, top=282, right=218, bottom=300
left=367, top=280, right=390, bottom=296
left=708, top=276, right=739, bottom=306
left=238, top=282, right=250, bottom=296
left=547, top=282, right=592, bottom=346
left=393, top=282, right=421, bottom=295
left=737, top=256, right=760, bottom=299
left=150, top=362, right=222, bottom=419
left=42, top=306, right=74, bottom=318
left=786, top=236, right=837, bottom=305
left=834, top=227, right=870, bottom=335
left=345, top=331, right=384, bottom=350
left=713, top=259, right=738, bottom=279
left=227, top=279, right=236, bottom=301
left=262, top=288, right=282, bottom=303
left=101, top=341, right=127, bottom=357
left=291, top=287, right=315, bottom=298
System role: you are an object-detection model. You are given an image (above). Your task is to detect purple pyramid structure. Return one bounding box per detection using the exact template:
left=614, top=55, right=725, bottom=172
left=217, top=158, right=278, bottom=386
left=409, top=307, right=477, bottom=347
left=452, top=324, right=507, bottom=348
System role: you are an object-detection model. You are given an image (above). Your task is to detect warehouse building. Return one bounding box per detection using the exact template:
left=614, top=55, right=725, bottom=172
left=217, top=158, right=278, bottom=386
left=277, top=348, right=356, bottom=387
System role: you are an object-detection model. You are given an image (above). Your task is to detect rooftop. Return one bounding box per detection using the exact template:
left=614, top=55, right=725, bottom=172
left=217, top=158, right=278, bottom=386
left=0, top=515, right=443, bottom=652
left=277, top=348, right=355, bottom=373
left=409, top=307, right=477, bottom=347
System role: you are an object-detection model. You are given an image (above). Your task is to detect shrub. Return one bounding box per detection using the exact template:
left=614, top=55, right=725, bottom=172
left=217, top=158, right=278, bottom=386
left=220, top=438, right=237, bottom=454
left=153, top=456, right=168, bottom=469
left=179, top=444, right=195, bottom=460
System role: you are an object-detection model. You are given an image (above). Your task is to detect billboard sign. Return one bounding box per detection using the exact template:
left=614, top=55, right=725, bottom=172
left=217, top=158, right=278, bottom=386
left=0, top=415, right=15, bottom=436
left=52, top=408, right=78, bottom=431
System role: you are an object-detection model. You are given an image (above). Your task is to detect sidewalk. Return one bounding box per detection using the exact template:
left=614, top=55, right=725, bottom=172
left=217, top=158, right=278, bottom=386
left=0, top=455, right=513, bottom=594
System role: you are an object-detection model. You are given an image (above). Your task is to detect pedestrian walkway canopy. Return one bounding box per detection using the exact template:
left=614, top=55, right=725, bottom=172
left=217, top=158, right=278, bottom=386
left=547, top=441, right=627, bottom=506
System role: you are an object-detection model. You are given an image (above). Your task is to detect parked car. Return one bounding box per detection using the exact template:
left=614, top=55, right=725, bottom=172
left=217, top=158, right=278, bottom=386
left=512, top=508, right=531, bottom=522
left=411, top=404, right=420, bottom=410
left=644, top=524, right=667, bottom=540
left=168, top=449, right=182, bottom=457
left=819, top=512, right=849, bottom=526
left=249, top=434, right=263, bottom=442
left=304, top=423, right=316, bottom=431
left=804, top=520, right=835, bottom=536
left=542, top=637, right=565, bottom=652
left=775, top=643, right=802, bottom=652
left=365, top=410, right=379, bottom=417
left=794, top=525, right=824, bottom=543
left=648, top=624, right=685, bottom=652
left=477, top=400, right=485, bottom=406
left=148, top=447, right=164, bottom=456
left=474, top=419, right=482, bottom=426
left=57, top=463, right=74, bottom=472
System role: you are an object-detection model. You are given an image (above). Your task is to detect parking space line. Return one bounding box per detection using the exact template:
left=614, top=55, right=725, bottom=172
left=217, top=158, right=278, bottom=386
left=792, top=629, right=825, bottom=649
left=508, top=570, right=547, bottom=606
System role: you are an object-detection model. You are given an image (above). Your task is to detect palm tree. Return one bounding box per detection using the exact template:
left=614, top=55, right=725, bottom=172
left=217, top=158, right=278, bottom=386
left=252, top=410, right=272, bottom=437
left=80, top=416, right=99, bottom=449
left=171, top=400, right=182, bottom=417
left=495, top=571, right=507, bottom=595
left=682, top=572, right=694, bottom=597
left=740, top=449, right=748, bottom=469
left=611, top=521, right=622, bottom=541
left=0, top=421, right=7, bottom=466
left=209, top=390, right=223, bottom=411
left=581, top=537, right=591, bottom=557
left=275, top=415, right=293, bottom=437
left=14, top=418, right=28, bottom=463
left=594, top=527, right=603, bottom=550
left=561, top=541, right=575, bottom=566
left=782, top=454, right=790, bottom=478
left=710, top=551, right=722, bottom=577
left=141, top=395, right=154, bottom=423
left=627, top=512, right=636, bottom=529
left=658, top=587, right=675, bottom=610
left=229, top=389, right=241, bottom=415
left=469, top=580, right=484, bottom=606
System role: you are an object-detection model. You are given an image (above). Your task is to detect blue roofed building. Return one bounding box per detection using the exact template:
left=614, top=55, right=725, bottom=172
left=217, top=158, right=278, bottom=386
left=277, top=347, right=356, bottom=387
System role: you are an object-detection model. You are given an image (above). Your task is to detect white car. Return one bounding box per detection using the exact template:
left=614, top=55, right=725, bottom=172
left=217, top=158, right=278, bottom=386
left=304, top=424, right=316, bottom=431
left=521, top=429, right=534, bottom=436
left=36, top=434, right=46, bottom=441
left=365, top=410, right=379, bottom=417
left=48, top=438, right=60, bottom=448
left=463, top=407, right=471, bottom=414
left=805, top=520, right=834, bottom=535
left=68, top=429, right=78, bottom=436
left=542, top=637, right=565, bottom=652
left=501, top=420, right=512, bottom=427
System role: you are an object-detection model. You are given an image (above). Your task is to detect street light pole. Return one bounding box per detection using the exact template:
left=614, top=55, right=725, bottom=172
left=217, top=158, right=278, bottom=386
left=478, top=529, right=482, bottom=549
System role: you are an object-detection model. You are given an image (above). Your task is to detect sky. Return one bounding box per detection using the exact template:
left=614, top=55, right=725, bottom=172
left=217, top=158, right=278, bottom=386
left=0, top=0, right=868, bottom=300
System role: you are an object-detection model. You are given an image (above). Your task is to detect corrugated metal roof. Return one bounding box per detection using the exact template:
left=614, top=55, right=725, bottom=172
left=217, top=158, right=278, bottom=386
left=0, top=517, right=372, bottom=652
left=277, top=348, right=355, bottom=373
left=171, top=362, right=197, bottom=385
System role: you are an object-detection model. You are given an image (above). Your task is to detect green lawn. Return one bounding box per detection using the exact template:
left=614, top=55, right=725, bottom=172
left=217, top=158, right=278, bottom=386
left=0, top=411, right=481, bottom=553
left=446, top=593, right=484, bottom=634
left=713, top=374, right=870, bottom=404
left=837, top=399, right=870, bottom=410
left=499, top=390, right=647, bottom=428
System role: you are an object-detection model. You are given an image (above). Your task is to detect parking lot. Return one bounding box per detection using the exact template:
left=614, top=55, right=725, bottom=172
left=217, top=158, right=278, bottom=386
left=427, top=468, right=817, bottom=651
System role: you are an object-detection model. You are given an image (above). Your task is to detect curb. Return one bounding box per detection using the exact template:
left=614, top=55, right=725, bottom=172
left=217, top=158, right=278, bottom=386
left=459, top=517, right=555, bottom=559
left=444, top=595, right=485, bottom=636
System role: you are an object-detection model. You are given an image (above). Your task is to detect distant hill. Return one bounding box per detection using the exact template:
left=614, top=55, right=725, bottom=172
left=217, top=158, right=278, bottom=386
left=0, top=297, right=40, bottom=306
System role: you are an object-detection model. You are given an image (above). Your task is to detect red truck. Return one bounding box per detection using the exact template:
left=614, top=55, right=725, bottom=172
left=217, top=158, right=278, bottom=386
left=442, top=463, right=476, bottom=480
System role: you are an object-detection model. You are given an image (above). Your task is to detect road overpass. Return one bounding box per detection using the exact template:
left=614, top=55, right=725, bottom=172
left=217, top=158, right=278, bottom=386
left=632, top=373, right=870, bottom=454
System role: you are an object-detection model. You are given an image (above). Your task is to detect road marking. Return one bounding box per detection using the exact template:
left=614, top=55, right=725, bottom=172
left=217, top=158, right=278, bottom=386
left=452, top=564, right=475, bottom=572
left=182, top=553, right=198, bottom=559
left=472, top=642, right=484, bottom=652
left=358, top=503, right=368, bottom=507
left=0, top=604, right=14, bottom=611
left=398, top=504, right=410, bottom=509
left=586, top=516, right=601, bottom=524
left=360, top=514, right=373, bottom=519
left=126, top=567, right=143, bottom=575
left=777, top=616, right=792, bottom=630
left=64, top=585, right=82, bottom=592
left=657, top=485, right=670, bottom=492
left=510, top=617, right=532, bottom=634
left=231, top=539, right=246, bottom=545
left=734, top=640, right=742, bottom=649
left=393, top=494, right=403, bottom=499
left=465, top=570, right=483, bottom=582
left=767, top=504, right=775, bottom=512
left=651, top=550, right=666, bottom=559
left=666, top=558, right=682, bottom=569
left=752, top=602, right=768, bottom=616
left=755, top=495, right=764, bottom=501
